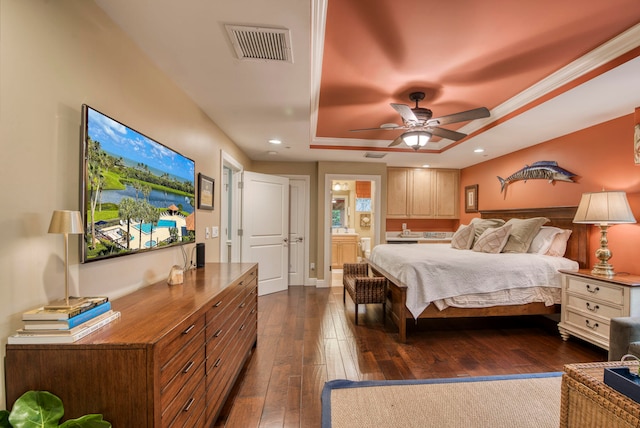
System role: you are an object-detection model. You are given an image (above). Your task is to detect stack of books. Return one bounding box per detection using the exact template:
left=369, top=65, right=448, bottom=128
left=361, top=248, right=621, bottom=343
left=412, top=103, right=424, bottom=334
left=8, top=297, right=120, bottom=344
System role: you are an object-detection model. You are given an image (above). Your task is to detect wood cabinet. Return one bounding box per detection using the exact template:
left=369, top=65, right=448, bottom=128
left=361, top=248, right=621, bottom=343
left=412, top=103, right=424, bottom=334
left=331, top=234, right=358, bottom=269
left=4, top=263, right=258, bottom=428
left=386, top=167, right=459, bottom=219
left=558, top=269, right=640, bottom=350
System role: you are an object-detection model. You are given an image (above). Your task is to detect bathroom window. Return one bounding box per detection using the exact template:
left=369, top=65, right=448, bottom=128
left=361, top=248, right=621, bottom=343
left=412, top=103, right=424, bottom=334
left=332, top=198, right=346, bottom=227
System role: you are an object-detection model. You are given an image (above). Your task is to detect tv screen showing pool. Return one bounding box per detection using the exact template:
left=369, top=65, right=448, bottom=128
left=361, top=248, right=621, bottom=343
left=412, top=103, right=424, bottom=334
left=80, top=105, right=196, bottom=262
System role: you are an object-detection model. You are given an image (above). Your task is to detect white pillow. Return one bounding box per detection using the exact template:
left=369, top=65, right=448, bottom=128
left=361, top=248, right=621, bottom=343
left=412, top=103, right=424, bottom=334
left=546, top=229, right=572, bottom=257
left=528, top=226, right=563, bottom=254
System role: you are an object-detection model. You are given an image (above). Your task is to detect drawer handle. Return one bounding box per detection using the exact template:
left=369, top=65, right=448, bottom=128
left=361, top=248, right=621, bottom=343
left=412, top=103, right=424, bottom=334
left=585, top=284, right=600, bottom=294
left=183, top=398, right=195, bottom=412
left=214, top=329, right=223, bottom=338
left=585, top=302, right=600, bottom=312
left=239, top=324, right=245, bottom=331
left=240, top=281, right=244, bottom=286
left=182, top=324, right=196, bottom=335
left=251, top=308, right=256, bottom=314
left=214, top=300, right=223, bottom=307
left=182, top=361, right=194, bottom=374
left=239, top=302, right=246, bottom=309
left=585, top=320, right=599, bottom=330
left=214, top=358, right=222, bottom=368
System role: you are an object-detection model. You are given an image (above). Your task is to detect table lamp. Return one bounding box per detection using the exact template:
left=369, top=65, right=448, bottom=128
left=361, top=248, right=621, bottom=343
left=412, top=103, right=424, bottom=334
left=46, top=210, right=87, bottom=309
left=573, top=191, right=636, bottom=277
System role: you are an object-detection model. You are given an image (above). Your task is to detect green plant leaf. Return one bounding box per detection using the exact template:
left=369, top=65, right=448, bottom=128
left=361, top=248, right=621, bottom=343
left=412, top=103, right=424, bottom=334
left=59, top=414, right=111, bottom=428
left=0, top=410, right=11, bottom=428
left=8, top=391, right=64, bottom=428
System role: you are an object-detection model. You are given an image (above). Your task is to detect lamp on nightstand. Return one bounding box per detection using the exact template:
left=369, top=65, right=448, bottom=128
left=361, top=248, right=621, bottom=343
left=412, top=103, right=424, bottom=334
left=46, top=209, right=87, bottom=309
left=573, top=191, right=636, bottom=277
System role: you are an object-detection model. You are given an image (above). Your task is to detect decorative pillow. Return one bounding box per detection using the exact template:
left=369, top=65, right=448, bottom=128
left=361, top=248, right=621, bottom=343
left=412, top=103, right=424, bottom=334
left=451, top=224, right=475, bottom=250
left=528, top=226, right=563, bottom=254
left=472, top=224, right=513, bottom=254
left=501, top=217, right=549, bottom=253
left=470, top=218, right=506, bottom=240
left=545, top=229, right=572, bottom=257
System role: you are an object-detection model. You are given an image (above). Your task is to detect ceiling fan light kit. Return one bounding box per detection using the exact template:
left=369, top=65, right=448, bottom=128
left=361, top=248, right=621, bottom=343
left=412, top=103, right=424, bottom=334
left=349, top=91, right=490, bottom=151
left=402, top=130, right=431, bottom=150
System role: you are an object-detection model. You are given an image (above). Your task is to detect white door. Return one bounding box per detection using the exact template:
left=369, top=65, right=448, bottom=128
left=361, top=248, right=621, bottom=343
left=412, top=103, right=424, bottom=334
left=241, top=171, right=289, bottom=296
left=288, top=179, right=306, bottom=285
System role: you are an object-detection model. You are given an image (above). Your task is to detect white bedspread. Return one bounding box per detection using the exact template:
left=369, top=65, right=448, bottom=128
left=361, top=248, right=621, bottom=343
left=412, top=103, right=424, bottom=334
left=368, top=243, right=578, bottom=318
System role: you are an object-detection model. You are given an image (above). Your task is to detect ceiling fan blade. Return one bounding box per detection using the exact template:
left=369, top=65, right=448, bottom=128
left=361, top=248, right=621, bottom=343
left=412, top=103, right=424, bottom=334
left=390, top=103, right=418, bottom=123
left=429, top=107, right=490, bottom=126
left=430, top=127, right=467, bottom=141
left=349, top=124, right=402, bottom=132
left=388, top=135, right=404, bottom=147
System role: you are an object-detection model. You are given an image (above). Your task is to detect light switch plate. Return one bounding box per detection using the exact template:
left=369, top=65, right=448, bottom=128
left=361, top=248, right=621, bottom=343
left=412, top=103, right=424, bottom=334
left=212, top=226, right=219, bottom=238
left=205, top=227, right=210, bottom=239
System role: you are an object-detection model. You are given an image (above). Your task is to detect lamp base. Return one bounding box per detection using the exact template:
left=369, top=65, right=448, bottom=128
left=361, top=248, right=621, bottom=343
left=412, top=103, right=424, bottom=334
left=591, top=262, right=615, bottom=277
left=44, top=296, right=89, bottom=310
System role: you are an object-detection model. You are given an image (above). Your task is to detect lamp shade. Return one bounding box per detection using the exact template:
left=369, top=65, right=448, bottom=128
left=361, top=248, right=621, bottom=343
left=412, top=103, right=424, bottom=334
left=573, top=191, right=636, bottom=225
left=48, top=210, right=84, bottom=234
left=402, top=131, right=431, bottom=150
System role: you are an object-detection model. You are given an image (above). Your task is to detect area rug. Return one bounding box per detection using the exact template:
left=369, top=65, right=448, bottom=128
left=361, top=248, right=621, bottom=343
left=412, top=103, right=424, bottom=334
left=321, top=372, right=562, bottom=428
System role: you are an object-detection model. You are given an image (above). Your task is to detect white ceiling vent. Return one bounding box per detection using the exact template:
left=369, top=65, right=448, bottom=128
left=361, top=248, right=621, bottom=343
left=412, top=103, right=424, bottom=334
left=364, top=152, right=387, bottom=159
left=225, top=25, right=293, bottom=63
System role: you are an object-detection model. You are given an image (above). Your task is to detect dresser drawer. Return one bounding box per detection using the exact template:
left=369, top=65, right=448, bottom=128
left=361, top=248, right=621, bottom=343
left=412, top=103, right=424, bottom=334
left=564, top=308, right=610, bottom=341
left=205, top=284, right=240, bottom=326
left=162, top=360, right=206, bottom=428
left=566, top=277, right=624, bottom=305
left=565, top=294, right=624, bottom=320
left=161, top=340, right=205, bottom=410
left=157, top=314, right=205, bottom=367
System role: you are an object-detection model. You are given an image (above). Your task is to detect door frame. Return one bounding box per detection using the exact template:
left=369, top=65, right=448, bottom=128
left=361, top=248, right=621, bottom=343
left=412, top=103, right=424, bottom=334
left=282, top=175, right=312, bottom=286
left=323, top=174, right=382, bottom=287
left=220, top=150, right=243, bottom=262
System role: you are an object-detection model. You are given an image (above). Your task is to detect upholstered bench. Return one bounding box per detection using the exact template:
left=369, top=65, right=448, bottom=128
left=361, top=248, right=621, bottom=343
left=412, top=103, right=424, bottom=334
left=342, top=263, right=387, bottom=325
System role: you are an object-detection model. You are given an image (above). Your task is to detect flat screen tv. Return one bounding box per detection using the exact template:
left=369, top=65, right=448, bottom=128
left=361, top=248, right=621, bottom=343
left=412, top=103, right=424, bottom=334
left=80, top=105, right=196, bottom=263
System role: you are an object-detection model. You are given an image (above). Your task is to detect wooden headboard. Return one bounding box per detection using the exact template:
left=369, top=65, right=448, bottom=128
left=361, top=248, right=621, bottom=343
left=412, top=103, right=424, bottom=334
left=480, top=206, right=588, bottom=269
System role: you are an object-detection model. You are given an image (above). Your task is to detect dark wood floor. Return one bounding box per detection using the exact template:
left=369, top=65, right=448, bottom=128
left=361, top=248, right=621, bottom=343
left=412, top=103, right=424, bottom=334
left=214, top=285, right=608, bottom=427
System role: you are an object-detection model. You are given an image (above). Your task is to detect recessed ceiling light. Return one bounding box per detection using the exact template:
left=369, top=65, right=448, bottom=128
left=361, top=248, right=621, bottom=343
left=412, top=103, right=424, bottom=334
left=474, top=148, right=485, bottom=153
left=267, top=151, right=278, bottom=155
left=268, top=139, right=282, bottom=145
left=421, top=164, right=430, bottom=168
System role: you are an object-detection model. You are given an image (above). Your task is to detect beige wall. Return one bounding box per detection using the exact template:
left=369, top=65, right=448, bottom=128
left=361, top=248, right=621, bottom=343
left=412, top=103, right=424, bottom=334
left=0, top=0, right=251, bottom=408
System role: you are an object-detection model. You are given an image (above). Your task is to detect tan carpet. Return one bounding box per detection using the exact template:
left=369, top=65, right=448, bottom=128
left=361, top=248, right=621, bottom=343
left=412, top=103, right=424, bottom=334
left=324, top=374, right=562, bottom=428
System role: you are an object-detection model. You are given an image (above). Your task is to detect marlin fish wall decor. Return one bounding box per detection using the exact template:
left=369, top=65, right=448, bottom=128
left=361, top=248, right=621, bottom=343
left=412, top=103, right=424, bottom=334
left=497, top=161, right=576, bottom=193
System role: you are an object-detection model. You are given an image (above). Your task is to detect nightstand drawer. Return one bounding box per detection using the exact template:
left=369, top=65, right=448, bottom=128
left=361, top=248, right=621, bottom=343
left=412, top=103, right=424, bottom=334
left=566, top=277, right=624, bottom=305
left=565, top=309, right=610, bottom=341
left=566, top=294, right=624, bottom=320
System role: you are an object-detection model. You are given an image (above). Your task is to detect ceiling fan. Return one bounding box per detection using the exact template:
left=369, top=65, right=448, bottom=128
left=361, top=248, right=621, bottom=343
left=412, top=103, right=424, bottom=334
left=349, top=92, right=490, bottom=150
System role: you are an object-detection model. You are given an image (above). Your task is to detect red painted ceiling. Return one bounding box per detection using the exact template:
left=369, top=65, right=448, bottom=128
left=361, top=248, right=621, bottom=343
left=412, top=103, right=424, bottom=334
left=316, top=0, right=640, bottom=143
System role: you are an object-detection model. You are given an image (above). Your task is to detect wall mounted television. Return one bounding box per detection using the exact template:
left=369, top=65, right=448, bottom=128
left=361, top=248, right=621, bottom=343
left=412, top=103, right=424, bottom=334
left=80, top=105, right=196, bottom=263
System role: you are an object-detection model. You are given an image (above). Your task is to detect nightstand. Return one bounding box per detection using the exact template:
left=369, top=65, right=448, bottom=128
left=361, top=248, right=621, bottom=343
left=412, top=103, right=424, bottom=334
left=558, top=269, right=640, bottom=350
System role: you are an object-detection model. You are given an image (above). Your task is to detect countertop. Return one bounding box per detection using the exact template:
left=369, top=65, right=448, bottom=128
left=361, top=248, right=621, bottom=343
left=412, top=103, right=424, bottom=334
left=385, top=231, right=453, bottom=243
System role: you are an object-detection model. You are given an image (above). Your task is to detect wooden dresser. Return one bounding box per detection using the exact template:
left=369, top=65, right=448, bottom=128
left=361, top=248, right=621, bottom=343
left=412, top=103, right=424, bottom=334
left=5, top=262, right=258, bottom=427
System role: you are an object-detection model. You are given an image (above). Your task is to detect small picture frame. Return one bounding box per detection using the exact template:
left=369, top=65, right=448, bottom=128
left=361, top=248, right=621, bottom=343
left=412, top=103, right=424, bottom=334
left=198, top=173, right=214, bottom=210
left=634, top=122, right=640, bottom=165
left=465, top=184, right=478, bottom=213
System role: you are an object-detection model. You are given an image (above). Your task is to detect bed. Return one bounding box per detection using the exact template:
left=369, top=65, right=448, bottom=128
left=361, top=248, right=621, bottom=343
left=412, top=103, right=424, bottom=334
left=367, top=206, right=588, bottom=342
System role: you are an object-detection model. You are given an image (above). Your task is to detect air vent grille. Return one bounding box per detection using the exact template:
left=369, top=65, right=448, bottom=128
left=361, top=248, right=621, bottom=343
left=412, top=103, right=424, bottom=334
left=364, top=152, right=387, bottom=159
left=226, top=25, right=293, bottom=63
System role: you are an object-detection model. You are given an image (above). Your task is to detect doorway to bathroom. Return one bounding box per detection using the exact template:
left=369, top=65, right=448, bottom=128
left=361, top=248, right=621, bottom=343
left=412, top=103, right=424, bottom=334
left=326, top=175, right=380, bottom=281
